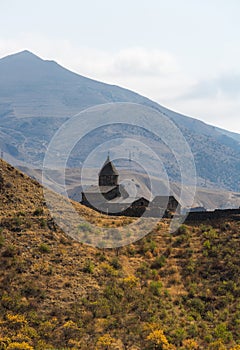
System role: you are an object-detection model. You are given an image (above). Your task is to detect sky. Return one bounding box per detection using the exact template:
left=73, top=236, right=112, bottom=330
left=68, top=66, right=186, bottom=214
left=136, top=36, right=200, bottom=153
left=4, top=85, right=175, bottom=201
left=0, top=0, right=240, bottom=133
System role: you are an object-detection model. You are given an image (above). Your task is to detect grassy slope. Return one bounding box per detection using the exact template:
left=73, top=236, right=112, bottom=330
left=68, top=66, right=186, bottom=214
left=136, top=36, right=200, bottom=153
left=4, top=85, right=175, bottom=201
left=0, top=160, right=239, bottom=350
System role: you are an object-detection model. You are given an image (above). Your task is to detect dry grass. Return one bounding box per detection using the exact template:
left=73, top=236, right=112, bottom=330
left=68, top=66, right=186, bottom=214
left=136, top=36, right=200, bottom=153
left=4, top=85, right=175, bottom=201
left=0, top=159, right=239, bottom=349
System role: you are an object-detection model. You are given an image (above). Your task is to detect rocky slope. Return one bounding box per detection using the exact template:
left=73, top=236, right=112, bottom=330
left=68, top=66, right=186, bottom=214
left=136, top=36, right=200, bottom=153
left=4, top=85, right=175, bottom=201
left=0, top=159, right=239, bottom=349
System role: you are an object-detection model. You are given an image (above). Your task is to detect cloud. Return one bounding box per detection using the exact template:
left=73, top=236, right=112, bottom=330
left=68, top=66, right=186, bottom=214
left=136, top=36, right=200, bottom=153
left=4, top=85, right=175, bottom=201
left=55, top=46, right=180, bottom=79
left=0, top=35, right=239, bottom=133
left=109, top=48, right=178, bottom=76
left=35, top=41, right=191, bottom=100
left=0, top=36, right=188, bottom=97
left=161, top=71, right=240, bottom=132
left=181, top=72, right=240, bottom=100
left=61, top=47, right=191, bottom=100
left=164, top=89, right=240, bottom=133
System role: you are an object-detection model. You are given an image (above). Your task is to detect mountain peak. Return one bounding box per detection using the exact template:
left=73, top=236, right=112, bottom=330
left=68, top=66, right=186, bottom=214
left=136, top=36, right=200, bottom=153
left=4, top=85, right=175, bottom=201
left=0, top=49, right=87, bottom=89
left=17, top=49, right=35, bottom=55
left=1, top=50, right=43, bottom=62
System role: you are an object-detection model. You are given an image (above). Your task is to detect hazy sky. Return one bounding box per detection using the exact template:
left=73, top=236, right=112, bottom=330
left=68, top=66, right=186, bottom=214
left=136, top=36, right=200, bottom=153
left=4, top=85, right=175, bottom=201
left=1, top=0, right=240, bottom=132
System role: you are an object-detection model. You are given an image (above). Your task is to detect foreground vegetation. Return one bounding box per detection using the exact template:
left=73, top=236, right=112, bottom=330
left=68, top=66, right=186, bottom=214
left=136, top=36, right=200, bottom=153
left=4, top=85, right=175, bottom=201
left=0, top=217, right=239, bottom=349
left=0, top=160, right=239, bottom=349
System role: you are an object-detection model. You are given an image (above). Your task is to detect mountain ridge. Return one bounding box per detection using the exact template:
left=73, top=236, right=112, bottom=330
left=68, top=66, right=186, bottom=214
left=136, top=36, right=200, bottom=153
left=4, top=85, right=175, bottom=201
left=0, top=50, right=240, bottom=193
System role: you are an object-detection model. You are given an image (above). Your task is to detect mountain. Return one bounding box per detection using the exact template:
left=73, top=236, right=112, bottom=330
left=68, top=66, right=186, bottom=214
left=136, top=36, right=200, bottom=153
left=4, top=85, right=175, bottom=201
left=0, top=159, right=239, bottom=349
left=0, top=50, right=156, bottom=117
left=0, top=50, right=240, bottom=193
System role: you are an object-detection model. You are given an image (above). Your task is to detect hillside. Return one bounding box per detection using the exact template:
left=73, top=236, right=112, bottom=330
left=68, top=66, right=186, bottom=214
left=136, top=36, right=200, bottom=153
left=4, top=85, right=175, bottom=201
left=0, top=159, right=239, bottom=349
left=0, top=51, right=240, bottom=192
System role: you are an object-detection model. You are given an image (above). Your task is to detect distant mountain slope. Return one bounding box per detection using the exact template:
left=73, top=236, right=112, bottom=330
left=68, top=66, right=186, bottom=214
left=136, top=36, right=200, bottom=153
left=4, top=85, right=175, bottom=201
left=20, top=165, right=240, bottom=210
left=0, top=50, right=155, bottom=118
left=0, top=50, right=240, bottom=192
left=215, top=126, right=240, bottom=143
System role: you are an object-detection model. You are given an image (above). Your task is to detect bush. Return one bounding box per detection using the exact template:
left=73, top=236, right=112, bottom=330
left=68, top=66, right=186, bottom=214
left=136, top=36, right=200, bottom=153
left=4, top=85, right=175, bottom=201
left=96, top=334, right=115, bottom=348
left=2, top=244, right=17, bottom=257
left=82, top=259, right=94, bottom=273
left=100, top=262, right=118, bottom=276
left=6, top=313, right=27, bottom=329
left=6, top=342, right=34, bottom=350
left=21, top=283, right=45, bottom=298
left=149, top=281, right=163, bottom=296
left=110, top=257, right=122, bottom=270
left=150, top=255, right=166, bottom=269
left=39, top=219, right=47, bottom=228
left=0, top=337, right=11, bottom=349
left=182, top=339, right=199, bottom=349
left=0, top=232, right=5, bottom=248
left=146, top=329, right=170, bottom=348
left=177, top=224, right=188, bottom=235
left=121, top=275, right=139, bottom=288
left=38, top=243, right=51, bottom=253
left=33, top=208, right=44, bottom=216
left=214, top=323, right=233, bottom=343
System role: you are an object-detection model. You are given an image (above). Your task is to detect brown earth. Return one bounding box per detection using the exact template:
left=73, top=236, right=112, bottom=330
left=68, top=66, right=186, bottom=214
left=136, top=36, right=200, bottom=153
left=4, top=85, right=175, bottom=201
left=0, top=159, right=239, bottom=350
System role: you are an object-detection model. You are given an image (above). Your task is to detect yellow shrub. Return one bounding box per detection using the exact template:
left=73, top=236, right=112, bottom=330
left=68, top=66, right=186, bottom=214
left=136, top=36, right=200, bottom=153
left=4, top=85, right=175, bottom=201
left=20, top=325, right=38, bottom=339
left=63, top=320, right=77, bottom=329
left=11, top=333, right=31, bottom=345
left=208, top=340, right=227, bottom=350
left=0, top=337, right=11, bottom=349
left=6, top=314, right=27, bottom=325
left=6, top=314, right=27, bottom=330
left=182, top=339, right=199, bottom=349
left=35, top=340, right=55, bottom=350
left=6, top=342, right=33, bottom=350
left=121, top=275, right=139, bottom=287
left=146, top=329, right=169, bottom=346
left=100, top=262, right=118, bottom=276
left=96, top=334, right=115, bottom=348
left=61, top=320, right=80, bottom=339
left=143, top=322, right=162, bottom=332
left=67, top=339, right=82, bottom=348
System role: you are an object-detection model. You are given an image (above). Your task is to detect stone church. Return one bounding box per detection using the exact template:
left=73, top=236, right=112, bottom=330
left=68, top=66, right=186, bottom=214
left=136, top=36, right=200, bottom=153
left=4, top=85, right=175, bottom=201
left=81, top=155, right=180, bottom=217
left=81, top=155, right=126, bottom=208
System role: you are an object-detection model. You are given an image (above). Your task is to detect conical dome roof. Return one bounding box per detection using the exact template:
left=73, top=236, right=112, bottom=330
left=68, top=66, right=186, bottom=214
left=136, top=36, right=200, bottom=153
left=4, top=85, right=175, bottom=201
left=99, top=156, right=119, bottom=176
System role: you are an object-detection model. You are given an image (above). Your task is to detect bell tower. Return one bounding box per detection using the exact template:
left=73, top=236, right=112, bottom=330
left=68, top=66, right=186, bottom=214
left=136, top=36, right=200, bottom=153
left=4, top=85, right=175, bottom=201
left=98, top=155, right=119, bottom=187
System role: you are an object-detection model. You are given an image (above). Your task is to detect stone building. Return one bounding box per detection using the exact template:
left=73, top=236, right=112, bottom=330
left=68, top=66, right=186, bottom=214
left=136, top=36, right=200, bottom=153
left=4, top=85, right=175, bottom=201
left=155, top=196, right=179, bottom=212
left=98, top=155, right=119, bottom=187
left=81, top=155, right=124, bottom=211
left=81, top=155, right=181, bottom=217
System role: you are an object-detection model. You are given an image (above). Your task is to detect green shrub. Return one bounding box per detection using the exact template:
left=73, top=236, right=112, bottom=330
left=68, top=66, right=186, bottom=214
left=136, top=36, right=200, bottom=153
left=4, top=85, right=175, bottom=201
left=177, top=224, right=188, bottom=235
left=0, top=232, right=5, bottom=248
left=21, top=283, right=45, bottom=298
left=39, top=219, right=47, bottom=228
left=150, top=255, right=166, bottom=269
left=214, top=323, right=233, bottom=343
left=33, top=208, right=44, bottom=216
left=149, top=281, right=163, bottom=296
left=82, top=259, right=94, bottom=273
left=2, top=244, right=17, bottom=257
left=110, top=257, right=122, bottom=270
left=38, top=243, right=51, bottom=253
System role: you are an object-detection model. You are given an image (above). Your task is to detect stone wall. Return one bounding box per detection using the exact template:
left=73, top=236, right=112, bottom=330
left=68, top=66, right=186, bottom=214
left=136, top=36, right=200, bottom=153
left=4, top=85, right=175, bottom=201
left=185, top=208, right=240, bottom=222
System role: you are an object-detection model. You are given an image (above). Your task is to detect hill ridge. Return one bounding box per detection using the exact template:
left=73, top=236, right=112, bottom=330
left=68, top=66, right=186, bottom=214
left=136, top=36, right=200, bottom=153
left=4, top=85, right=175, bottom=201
left=0, top=159, right=239, bottom=349
left=0, top=51, right=240, bottom=193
